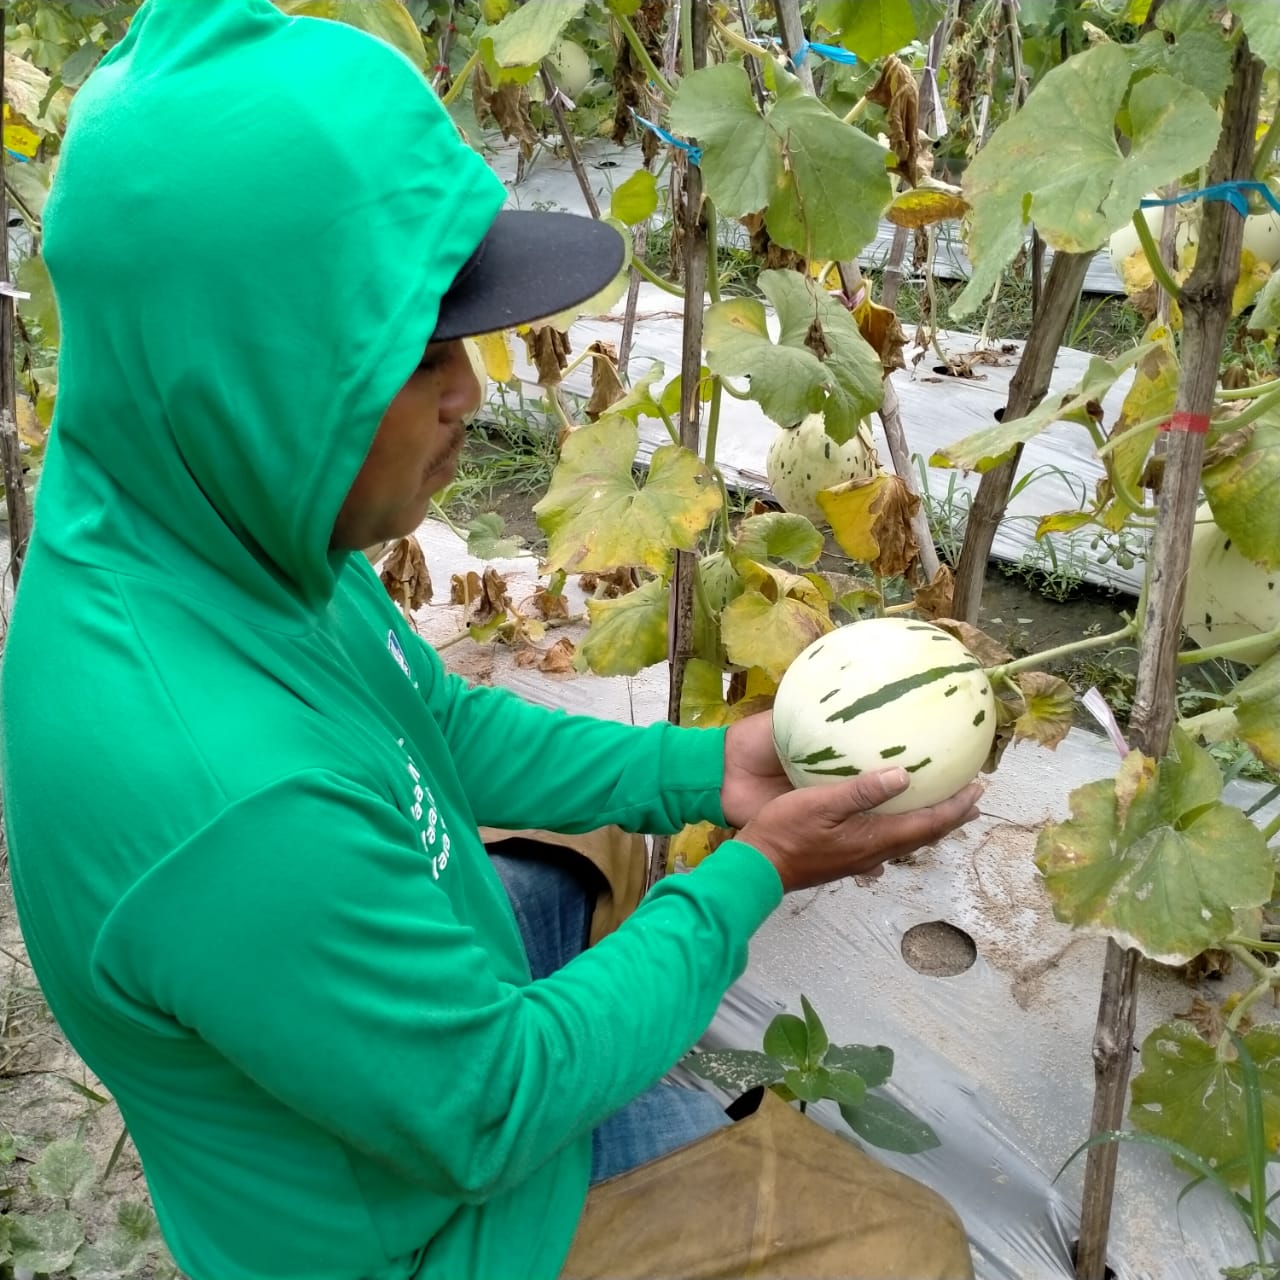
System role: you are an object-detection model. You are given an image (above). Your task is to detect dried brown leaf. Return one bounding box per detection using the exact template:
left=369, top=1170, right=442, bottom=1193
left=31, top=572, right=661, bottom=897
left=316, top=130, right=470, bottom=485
left=866, top=55, right=920, bottom=185
left=450, top=567, right=510, bottom=622
left=1202, top=422, right=1256, bottom=469
left=539, top=636, right=576, bottom=673
left=610, top=0, right=665, bottom=146
left=932, top=618, right=1012, bottom=666
left=911, top=564, right=955, bottom=620
left=885, top=188, right=969, bottom=229
left=523, top=324, right=572, bottom=387
left=516, top=636, right=576, bottom=674
left=853, top=295, right=906, bottom=374
left=984, top=695, right=1022, bottom=773
left=532, top=586, right=569, bottom=619
left=473, top=63, right=537, bottom=160
left=379, top=535, right=432, bottom=617
left=803, top=317, right=830, bottom=362
left=740, top=212, right=807, bottom=272
left=584, top=340, right=625, bottom=421
left=819, top=473, right=921, bottom=580
left=578, top=567, right=638, bottom=598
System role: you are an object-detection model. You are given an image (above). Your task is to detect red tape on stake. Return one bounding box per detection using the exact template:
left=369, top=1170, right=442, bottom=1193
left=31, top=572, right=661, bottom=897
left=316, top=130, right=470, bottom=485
left=1160, top=412, right=1211, bottom=435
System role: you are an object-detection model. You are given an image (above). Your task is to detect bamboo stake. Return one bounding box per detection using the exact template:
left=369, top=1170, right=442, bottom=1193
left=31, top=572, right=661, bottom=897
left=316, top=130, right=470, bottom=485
left=648, top=0, right=709, bottom=890
left=950, top=251, right=1091, bottom=621
left=0, top=9, right=32, bottom=588
left=539, top=66, right=601, bottom=219
left=1073, top=39, right=1263, bottom=1280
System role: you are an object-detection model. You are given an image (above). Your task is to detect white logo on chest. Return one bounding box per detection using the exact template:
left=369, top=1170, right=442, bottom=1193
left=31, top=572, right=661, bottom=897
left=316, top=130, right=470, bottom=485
left=404, top=752, right=451, bottom=881
left=387, top=630, right=412, bottom=679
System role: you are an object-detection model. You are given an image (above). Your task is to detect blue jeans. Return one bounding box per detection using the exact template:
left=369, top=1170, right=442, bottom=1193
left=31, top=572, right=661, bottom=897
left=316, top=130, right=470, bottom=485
left=488, top=842, right=732, bottom=1185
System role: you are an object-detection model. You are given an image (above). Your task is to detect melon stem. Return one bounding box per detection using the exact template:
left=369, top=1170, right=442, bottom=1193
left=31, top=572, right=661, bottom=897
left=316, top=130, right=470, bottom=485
left=1177, top=623, right=1280, bottom=665
left=985, top=620, right=1138, bottom=681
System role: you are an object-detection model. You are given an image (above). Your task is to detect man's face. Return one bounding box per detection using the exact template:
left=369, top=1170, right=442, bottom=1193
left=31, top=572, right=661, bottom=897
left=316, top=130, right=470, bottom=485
left=331, top=339, right=482, bottom=550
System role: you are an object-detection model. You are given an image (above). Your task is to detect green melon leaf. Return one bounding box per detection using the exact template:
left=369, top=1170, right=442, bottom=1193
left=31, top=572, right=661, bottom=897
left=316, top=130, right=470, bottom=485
left=1095, top=326, right=1177, bottom=528
left=1129, top=21, right=1232, bottom=108
left=955, top=45, right=1219, bottom=316
left=576, top=577, right=668, bottom=677
left=721, top=591, right=832, bottom=683
left=704, top=297, right=824, bottom=429
left=763, top=1012, right=811, bottom=1069
left=698, top=552, right=745, bottom=617
left=823, top=1043, right=894, bottom=1088
left=8, top=1210, right=85, bottom=1275
left=274, top=0, right=427, bottom=65
left=814, top=0, right=946, bottom=61
left=72, top=1232, right=150, bottom=1280
left=604, top=363, right=667, bottom=424
left=1194, top=654, right=1280, bottom=769
left=30, top=1138, right=95, bottom=1202
left=16, top=253, right=58, bottom=345
left=840, top=1093, right=940, bottom=1153
left=679, top=658, right=728, bottom=728
left=1130, top=1021, right=1280, bottom=1186
left=669, top=66, right=891, bottom=262
left=483, top=0, right=585, bottom=72
left=1202, top=411, right=1280, bottom=570
left=534, top=420, right=721, bottom=575
left=1231, top=1, right=1280, bottom=71
left=116, top=1200, right=160, bottom=1243
left=1034, top=730, right=1275, bottom=964
left=609, top=170, right=658, bottom=226
left=704, top=271, right=883, bottom=438
left=1230, top=655, right=1280, bottom=769
left=731, top=512, right=824, bottom=568
left=800, top=995, right=830, bottom=1063
left=668, top=64, right=778, bottom=218
left=683, top=1048, right=783, bottom=1093
left=466, top=513, right=525, bottom=560
left=761, top=81, right=892, bottom=262
left=783, top=1067, right=829, bottom=1103
left=930, top=346, right=1151, bottom=472
left=822, top=1068, right=869, bottom=1109
left=1251, top=270, right=1280, bottom=332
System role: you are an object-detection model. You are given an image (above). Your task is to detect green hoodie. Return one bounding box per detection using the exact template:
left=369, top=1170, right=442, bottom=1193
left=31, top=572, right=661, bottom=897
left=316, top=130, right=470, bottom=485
left=0, top=3, right=783, bottom=1278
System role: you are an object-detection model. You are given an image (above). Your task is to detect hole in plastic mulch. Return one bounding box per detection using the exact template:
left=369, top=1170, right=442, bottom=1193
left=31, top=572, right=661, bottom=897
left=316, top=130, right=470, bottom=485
left=900, top=921, right=978, bottom=977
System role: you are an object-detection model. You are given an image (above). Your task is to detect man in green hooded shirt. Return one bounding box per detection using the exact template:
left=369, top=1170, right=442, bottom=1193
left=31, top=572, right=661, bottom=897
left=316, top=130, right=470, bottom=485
left=0, top=3, right=983, bottom=1278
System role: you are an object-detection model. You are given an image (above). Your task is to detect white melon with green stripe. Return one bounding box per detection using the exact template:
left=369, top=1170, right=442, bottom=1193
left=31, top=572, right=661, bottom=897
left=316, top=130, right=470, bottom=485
left=1182, top=504, right=1280, bottom=666
left=771, top=617, right=996, bottom=815
left=766, top=413, right=881, bottom=525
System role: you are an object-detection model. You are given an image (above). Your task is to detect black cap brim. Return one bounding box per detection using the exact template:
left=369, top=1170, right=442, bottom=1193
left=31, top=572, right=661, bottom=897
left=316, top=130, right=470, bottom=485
left=431, top=210, right=626, bottom=342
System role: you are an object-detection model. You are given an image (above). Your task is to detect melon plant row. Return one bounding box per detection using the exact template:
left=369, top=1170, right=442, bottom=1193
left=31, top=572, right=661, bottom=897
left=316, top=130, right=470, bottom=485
left=432, top=3, right=1280, bottom=1272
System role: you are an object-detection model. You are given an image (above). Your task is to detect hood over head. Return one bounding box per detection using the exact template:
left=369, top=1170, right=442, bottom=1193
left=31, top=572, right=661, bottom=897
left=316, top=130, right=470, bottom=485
left=39, top=0, right=506, bottom=614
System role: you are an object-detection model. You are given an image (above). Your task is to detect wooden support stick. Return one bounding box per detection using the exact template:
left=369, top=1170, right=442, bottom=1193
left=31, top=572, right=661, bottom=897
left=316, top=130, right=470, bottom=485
left=539, top=65, right=601, bottom=220
left=649, top=0, right=709, bottom=890
left=950, top=249, right=1092, bottom=622
left=1073, top=38, right=1263, bottom=1280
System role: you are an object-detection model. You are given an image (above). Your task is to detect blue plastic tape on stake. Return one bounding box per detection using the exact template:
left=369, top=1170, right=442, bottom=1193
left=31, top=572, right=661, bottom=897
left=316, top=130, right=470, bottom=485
left=793, top=39, right=859, bottom=67
left=1140, top=180, right=1280, bottom=220
left=631, top=111, right=702, bottom=166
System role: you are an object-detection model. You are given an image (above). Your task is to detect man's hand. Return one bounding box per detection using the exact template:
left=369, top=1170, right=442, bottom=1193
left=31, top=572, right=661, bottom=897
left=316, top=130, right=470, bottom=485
left=737, top=769, right=982, bottom=894
left=720, top=712, right=793, bottom=829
